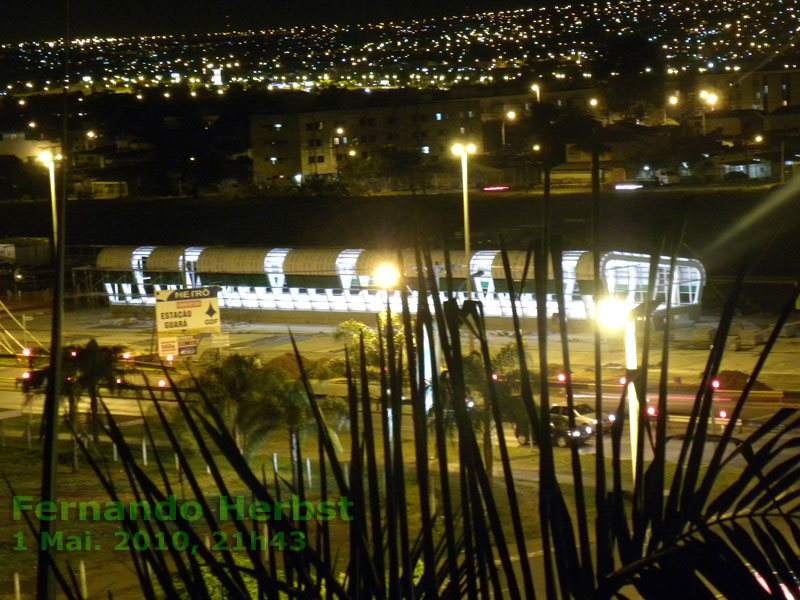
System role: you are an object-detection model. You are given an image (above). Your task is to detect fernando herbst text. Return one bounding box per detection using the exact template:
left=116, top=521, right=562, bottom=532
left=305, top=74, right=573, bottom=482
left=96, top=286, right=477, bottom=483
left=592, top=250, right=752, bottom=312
left=11, top=494, right=352, bottom=553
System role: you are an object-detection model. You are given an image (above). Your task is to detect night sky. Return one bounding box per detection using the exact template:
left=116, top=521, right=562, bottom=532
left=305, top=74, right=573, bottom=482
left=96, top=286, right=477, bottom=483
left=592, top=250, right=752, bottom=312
left=1, top=0, right=535, bottom=42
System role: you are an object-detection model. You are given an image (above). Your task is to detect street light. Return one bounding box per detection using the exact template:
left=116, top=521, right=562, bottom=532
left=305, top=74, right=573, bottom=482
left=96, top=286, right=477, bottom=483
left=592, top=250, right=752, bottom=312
left=700, top=91, right=718, bottom=135
left=501, top=110, right=516, bottom=146
left=589, top=97, right=599, bottom=107
left=38, top=151, right=62, bottom=250
left=597, top=298, right=640, bottom=486
left=332, top=127, right=346, bottom=174
left=664, top=95, right=679, bottom=124
left=743, top=134, right=763, bottom=179
left=373, top=263, right=400, bottom=289
left=451, top=142, right=476, bottom=300
left=531, top=84, right=540, bottom=102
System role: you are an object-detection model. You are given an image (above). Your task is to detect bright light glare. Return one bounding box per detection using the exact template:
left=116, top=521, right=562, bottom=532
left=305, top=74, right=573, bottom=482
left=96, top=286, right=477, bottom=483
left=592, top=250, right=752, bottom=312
left=532, top=144, right=541, bottom=152
left=38, top=151, right=53, bottom=164
left=451, top=143, right=476, bottom=155
left=589, top=98, right=599, bottom=106
left=668, top=95, right=678, bottom=105
left=647, top=406, right=656, bottom=416
left=615, top=183, right=643, bottom=190
left=597, top=299, right=628, bottom=330
left=506, top=110, right=516, bottom=119
left=754, top=135, right=763, bottom=143
left=22, top=348, right=31, bottom=356
left=373, top=263, right=400, bottom=289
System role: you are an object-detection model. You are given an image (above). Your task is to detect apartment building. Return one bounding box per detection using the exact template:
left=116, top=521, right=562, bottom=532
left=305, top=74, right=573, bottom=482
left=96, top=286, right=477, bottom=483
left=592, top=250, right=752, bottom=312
left=251, top=97, right=486, bottom=185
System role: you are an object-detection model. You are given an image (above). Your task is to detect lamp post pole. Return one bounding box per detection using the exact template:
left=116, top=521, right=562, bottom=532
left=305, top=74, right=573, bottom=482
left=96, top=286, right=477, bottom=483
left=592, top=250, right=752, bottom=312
left=452, top=143, right=476, bottom=300
left=624, top=316, right=639, bottom=484
left=500, top=110, right=516, bottom=147
left=36, top=148, right=66, bottom=600
left=461, top=150, right=471, bottom=300
left=47, top=160, right=57, bottom=243
left=598, top=299, right=640, bottom=488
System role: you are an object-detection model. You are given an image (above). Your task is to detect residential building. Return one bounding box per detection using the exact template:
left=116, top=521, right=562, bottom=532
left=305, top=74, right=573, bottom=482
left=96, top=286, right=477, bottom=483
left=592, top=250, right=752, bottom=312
left=251, top=98, right=485, bottom=185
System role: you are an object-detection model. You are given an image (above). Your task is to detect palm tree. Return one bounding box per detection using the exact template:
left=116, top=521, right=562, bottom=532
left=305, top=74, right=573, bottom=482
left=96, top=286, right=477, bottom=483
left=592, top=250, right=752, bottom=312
left=195, top=356, right=289, bottom=464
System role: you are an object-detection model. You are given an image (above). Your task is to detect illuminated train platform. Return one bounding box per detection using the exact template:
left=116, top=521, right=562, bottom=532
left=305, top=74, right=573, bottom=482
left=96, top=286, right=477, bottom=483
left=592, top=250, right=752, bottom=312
left=81, top=246, right=706, bottom=327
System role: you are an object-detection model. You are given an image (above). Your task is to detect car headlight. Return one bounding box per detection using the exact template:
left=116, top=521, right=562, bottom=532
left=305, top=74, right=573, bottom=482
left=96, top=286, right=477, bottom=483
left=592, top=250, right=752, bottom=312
left=585, top=426, right=592, bottom=434
left=592, top=419, right=598, bottom=425
left=608, top=414, right=616, bottom=422
left=571, top=430, right=581, bottom=437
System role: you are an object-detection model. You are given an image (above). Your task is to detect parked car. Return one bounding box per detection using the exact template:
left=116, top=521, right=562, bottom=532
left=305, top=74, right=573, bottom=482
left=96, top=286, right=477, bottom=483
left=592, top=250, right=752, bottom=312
left=550, top=403, right=615, bottom=430
left=513, top=414, right=593, bottom=447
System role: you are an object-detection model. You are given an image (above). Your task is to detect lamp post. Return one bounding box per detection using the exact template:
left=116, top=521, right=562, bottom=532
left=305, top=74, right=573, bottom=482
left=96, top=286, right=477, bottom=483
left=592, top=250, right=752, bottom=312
left=38, top=151, right=61, bottom=255
left=597, top=298, right=639, bottom=486
left=664, top=95, right=678, bottom=125
left=742, top=134, right=763, bottom=179
left=531, top=84, right=540, bottom=103
left=333, top=127, right=345, bottom=175
left=451, top=143, right=476, bottom=300
left=500, top=110, right=516, bottom=146
left=699, top=91, right=718, bottom=135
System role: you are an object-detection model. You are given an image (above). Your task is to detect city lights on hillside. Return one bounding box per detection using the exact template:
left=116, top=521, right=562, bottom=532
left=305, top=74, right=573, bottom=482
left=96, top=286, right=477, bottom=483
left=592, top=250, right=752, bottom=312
left=1, top=1, right=792, bottom=95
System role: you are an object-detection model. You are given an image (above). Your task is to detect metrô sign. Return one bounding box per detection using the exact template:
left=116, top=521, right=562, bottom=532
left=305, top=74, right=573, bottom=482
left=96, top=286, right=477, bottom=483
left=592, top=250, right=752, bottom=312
left=155, top=287, right=221, bottom=334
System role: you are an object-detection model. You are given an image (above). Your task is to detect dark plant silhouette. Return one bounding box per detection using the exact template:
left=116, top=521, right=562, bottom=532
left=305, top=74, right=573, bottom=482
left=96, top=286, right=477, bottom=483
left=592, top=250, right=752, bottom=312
left=32, top=244, right=800, bottom=599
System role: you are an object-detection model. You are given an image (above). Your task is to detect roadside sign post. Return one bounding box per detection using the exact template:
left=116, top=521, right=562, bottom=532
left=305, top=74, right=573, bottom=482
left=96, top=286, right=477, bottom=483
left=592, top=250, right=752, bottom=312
left=154, top=287, right=222, bottom=358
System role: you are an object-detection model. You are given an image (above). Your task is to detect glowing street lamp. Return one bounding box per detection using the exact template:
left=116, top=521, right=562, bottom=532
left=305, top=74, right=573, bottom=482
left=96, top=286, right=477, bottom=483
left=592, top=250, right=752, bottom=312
left=589, top=97, right=599, bottom=107
left=597, top=298, right=640, bottom=486
left=531, top=83, right=540, bottom=102
left=700, top=91, right=718, bottom=135
left=664, top=94, right=679, bottom=124
left=373, top=263, right=400, bottom=289
left=38, top=151, right=62, bottom=249
left=501, top=110, right=516, bottom=146
left=451, top=142, right=477, bottom=299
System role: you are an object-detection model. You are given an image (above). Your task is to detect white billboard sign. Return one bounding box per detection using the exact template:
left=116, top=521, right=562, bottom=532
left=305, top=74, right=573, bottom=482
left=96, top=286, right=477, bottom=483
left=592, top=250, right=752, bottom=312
left=155, top=287, right=221, bottom=334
